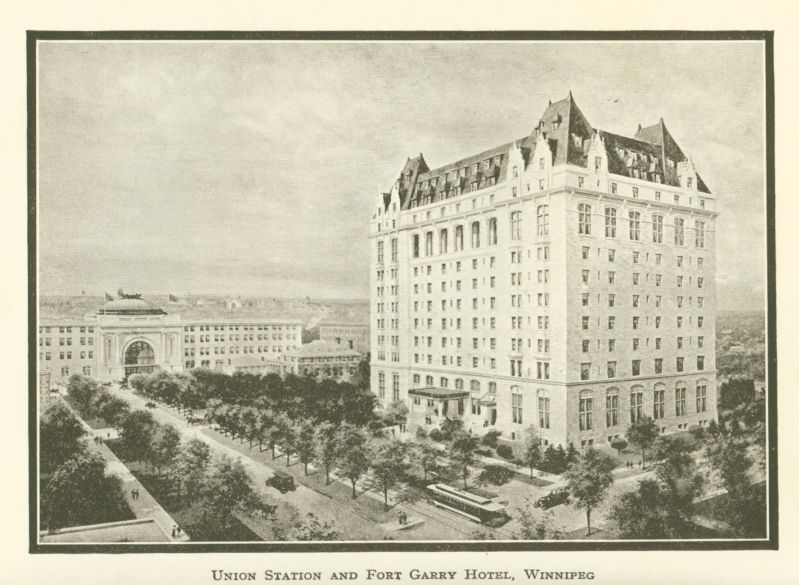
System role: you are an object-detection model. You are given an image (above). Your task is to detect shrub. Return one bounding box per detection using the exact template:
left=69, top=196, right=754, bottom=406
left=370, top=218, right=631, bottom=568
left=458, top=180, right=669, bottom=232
left=610, top=437, right=628, bottom=454
left=481, top=430, right=502, bottom=448
left=496, top=444, right=515, bottom=460
left=478, top=464, right=515, bottom=486
left=415, top=426, right=428, bottom=440
left=689, top=425, right=705, bottom=442
left=474, top=448, right=493, bottom=457
left=428, top=428, right=444, bottom=443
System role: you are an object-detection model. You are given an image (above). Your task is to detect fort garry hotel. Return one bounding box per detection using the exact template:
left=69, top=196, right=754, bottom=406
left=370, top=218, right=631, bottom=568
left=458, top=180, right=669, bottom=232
left=370, top=93, right=717, bottom=447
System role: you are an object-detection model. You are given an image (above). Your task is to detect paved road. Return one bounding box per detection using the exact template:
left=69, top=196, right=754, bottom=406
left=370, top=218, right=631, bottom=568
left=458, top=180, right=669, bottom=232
left=109, top=389, right=341, bottom=529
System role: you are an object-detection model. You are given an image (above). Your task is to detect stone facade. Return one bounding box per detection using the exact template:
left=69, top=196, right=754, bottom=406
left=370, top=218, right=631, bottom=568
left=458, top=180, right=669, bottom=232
left=38, top=297, right=303, bottom=383
left=369, top=93, right=718, bottom=447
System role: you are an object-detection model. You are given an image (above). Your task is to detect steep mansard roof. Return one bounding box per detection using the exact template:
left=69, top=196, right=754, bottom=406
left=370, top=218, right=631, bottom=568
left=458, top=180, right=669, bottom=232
left=396, top=93, right=710, bottom=210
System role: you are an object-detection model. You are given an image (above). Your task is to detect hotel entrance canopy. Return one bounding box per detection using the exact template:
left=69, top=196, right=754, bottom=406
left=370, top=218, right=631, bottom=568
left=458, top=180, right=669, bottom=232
left=408, top=387, right=469, bottom=400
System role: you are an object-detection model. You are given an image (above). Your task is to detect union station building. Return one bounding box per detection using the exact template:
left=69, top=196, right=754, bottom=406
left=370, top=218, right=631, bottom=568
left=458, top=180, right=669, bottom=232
left=37, top=296, right=303, bottom=383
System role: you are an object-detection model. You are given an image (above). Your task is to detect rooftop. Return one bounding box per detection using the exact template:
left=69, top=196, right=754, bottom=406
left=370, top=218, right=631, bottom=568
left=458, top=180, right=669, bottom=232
left=284, top=340, right=361, bottom=358
left=396, top=92, right=710, bottom=211
left=97, top=296, right=166, bottom=316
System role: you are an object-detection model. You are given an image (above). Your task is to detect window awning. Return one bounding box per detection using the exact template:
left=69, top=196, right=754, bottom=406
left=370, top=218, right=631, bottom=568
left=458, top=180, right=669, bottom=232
left=409, top=387, right=469, bottom=399
left=477, top=393, right=497, bottom=406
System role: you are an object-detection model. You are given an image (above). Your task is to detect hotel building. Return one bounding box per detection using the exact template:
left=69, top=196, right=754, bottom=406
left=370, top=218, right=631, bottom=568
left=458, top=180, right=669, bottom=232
left=369, top=93, right=717, bottom=447
left=37, top=296, right=302, bottom=383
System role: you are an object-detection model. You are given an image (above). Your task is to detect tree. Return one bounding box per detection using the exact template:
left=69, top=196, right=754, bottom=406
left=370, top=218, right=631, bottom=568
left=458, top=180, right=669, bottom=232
left=349, top=355, right=370, bottom=390
left=293, top=513, right=339, bottom=541
left=449, top=430, right=479, bottom=489
left=608, top=479, right=671, bottom=539
left=718, top=378, right=756, bottom=411
left=564, top=447, right=615, bottom=536
left=626, top=416, right=658, bottom=468
left=66, top=374, right=100, bottom=417
left=44, top=451, right=128, bottom=530
left=517, top=496, right=564, bottom=540
left=40, top=402, right=86, bottom=474
left=522, top=425, right=542, bottom=478
left=383, top=401, right=409, bottom=427
left=199, top=454, right=260, bottom=528
left=439, top=417, right=464, bottom=441
left=334, top=423, right=370, bottom=499
left=414, top=438, right=439, bottom=481
left=370, top=438, right=408, bottom=510
left=118, top=409, right=157, bottom=465
left=273, top=414, right=297, bottom=466
left=314, top=422, right=338, bottom=485
left=96, top=395, right=131, bottom=428
left=150, top=424, right=182, bottom=476
left=172, top=437, right=211, bottom=502
left=706, top=432, right=765, bottom=537
left=294, top=419, right=317, bottom=475
left=127, top=373, right=147, bottom=394
left=610, top=437, right=628, bottom=456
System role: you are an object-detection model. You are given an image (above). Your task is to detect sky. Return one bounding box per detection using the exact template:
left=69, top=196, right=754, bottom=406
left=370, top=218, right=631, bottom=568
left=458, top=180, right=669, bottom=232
left=37, top=41, right=766, bottom=309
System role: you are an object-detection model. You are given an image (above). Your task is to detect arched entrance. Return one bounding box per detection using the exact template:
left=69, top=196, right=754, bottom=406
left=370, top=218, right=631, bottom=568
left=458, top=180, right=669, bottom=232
left=124, top=340, right=157, bottom=377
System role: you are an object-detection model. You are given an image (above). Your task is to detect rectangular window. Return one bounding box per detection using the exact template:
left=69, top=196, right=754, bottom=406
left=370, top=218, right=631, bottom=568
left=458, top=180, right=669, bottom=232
left=695, top=220, right=706, bottom=248
left=677, top=357, right=684, bottom=372
left=511, top=211, right=522, bottom=240
left=580, top=362, right=591, bottom=381
left=632, top=359, right=641, bottom=376
left=607, top=361, right=617, bottom=378
left=697, top=355, right=705, bottom=370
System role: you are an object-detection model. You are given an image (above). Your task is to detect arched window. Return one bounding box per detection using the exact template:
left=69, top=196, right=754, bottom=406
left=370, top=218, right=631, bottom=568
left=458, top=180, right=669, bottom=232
left=537, top=389, right=550, bottom=429
left=440, top=377, right=448, bottom=388
left=511, top=386, right=523, bottom=424
left=578, top=203, right=592, bottom=235
left=605, top=387, right=619, bottom=427
left=454, top=225, right=464, bottom=251
left=630, top=385, right=644, bottom=423
left=604, top=207, right=617, bottom=237
left=470, top=380, right=481, bottom=393
left=439, top=229, right=448, bottom=254
left=471, top=221, right=481, bottom=248
left=488, top=217, right=498, bottom=245
left=675, top=381, right=687, bottom=416
left=579, top=390, right=593, bottom=431
left=413, top=373, right=421, bottom=385
left=653, top=382, right=666, bottom=420
left=455, top=378, right=464, bottom=390
left=426, top=375, right=434, bottom=387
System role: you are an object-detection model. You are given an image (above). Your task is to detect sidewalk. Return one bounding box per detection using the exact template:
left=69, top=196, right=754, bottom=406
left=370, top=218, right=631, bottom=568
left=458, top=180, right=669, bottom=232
left=59, top=398, right=189, bottom=543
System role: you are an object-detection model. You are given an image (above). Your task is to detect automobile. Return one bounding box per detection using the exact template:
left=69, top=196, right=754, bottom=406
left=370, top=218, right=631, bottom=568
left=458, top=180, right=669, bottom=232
left=534, top=488, right=570, bottom=509
left=144, top=401, right=157, bottom=409
left=265, top=470, right=296, bottom=494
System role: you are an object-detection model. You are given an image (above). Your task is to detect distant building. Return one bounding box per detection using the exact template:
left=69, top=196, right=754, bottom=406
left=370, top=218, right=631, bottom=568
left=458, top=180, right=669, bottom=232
left=370, top=93, right=718, bottom=447
left=318, top=322, right=370, bottom=353
left=281, top=340, right=361, bottom=381
left=37, top=295, right=302, bottom=383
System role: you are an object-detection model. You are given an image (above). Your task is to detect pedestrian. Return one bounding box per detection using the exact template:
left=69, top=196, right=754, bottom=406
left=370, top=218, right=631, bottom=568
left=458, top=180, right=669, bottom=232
left=171, top=526, right=177, bottom=538
left=176, top=525, right=181, bottom=536
left=398, top=512, right=403, bottom=525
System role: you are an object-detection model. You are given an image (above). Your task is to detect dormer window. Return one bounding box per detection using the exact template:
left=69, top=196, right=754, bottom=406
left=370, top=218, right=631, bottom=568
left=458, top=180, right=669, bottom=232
left=539, top=157, right=545, bottom=170
left=687, top=177, right=693, bottom=189
left=594, top=156, right=602, bottom=172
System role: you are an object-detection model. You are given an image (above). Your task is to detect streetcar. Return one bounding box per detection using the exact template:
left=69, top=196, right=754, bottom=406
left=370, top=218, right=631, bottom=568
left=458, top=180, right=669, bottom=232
left=425, top=483, right=509, bottom=526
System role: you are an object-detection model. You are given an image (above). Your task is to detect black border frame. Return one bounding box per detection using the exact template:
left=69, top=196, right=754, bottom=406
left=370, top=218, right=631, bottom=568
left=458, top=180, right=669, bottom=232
left=27, top=30, right=777, bottom=554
